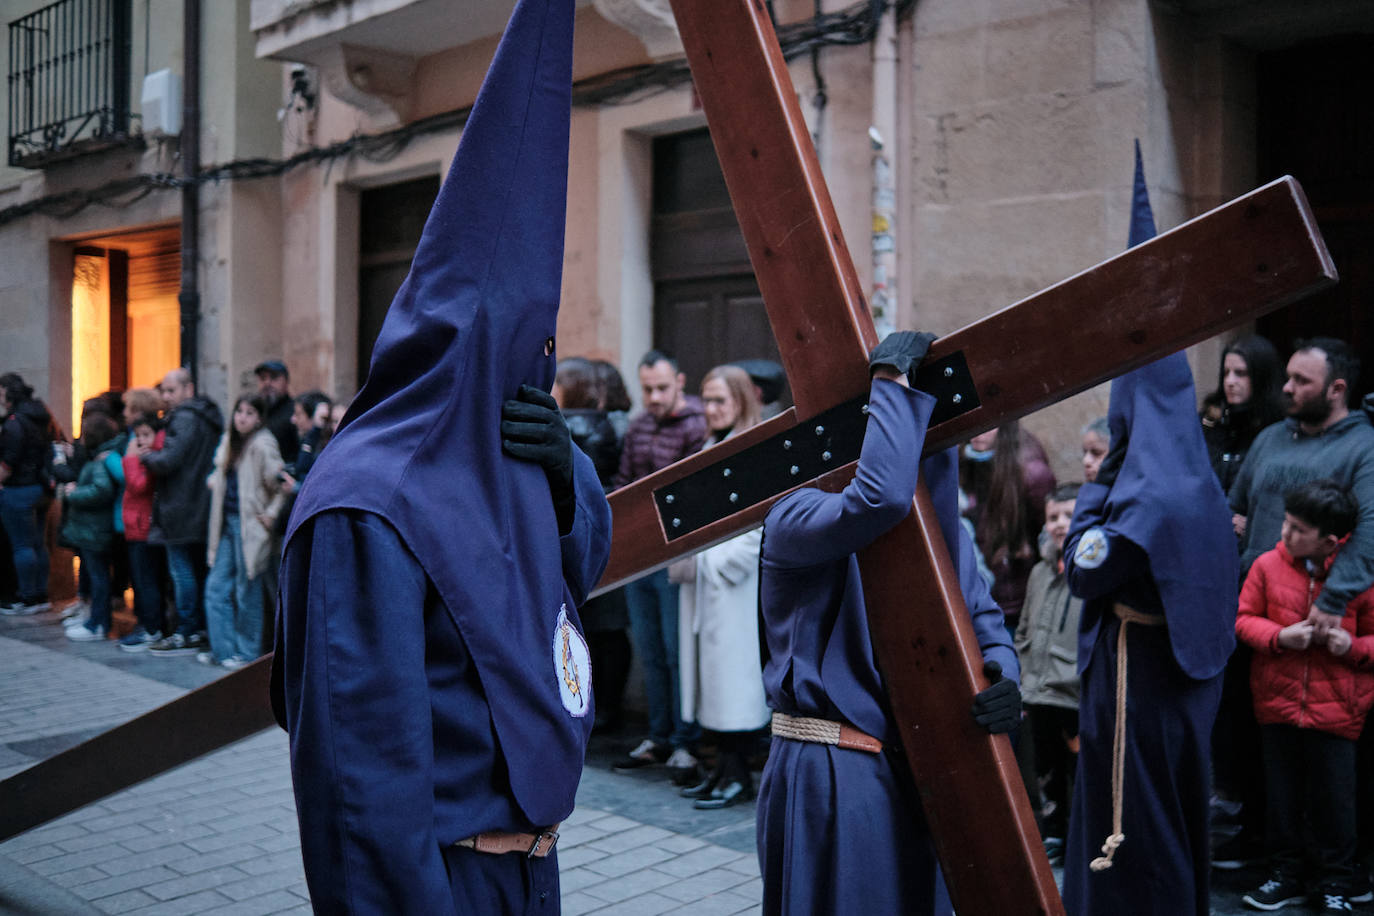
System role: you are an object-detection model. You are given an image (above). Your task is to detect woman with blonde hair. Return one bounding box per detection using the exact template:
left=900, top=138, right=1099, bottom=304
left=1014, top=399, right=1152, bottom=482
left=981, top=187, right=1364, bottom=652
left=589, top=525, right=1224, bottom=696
left=672, top=364, right=770, bottom=808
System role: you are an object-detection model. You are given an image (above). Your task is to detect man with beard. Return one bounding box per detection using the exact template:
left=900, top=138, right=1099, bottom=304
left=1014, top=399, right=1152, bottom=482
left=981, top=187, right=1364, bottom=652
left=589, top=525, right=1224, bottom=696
left=1230, top=338, right=1374, bottom=641
left=255, top=359, right=298, bottom=465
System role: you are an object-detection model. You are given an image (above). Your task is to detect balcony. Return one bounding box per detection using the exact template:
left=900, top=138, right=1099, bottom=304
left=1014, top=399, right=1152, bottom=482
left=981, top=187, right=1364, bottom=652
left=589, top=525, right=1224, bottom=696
left=7, top=0, right=140, bottom=169
left=251, top=0, right=526, bottom=63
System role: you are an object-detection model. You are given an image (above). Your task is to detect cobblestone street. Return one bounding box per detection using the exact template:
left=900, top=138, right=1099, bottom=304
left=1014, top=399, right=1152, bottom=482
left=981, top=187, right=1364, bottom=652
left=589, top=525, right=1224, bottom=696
left=0, top=605, right=1314, bottom=914
left=0, top=607, right=762, bottom=915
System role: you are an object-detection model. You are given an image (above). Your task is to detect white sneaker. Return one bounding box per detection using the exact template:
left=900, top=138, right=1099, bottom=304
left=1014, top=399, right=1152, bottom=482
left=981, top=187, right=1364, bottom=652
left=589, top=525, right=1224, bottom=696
left=64, top=616, right=93, bottom=631
left=65, top=623, right=107, bottom=641
left=61, top=600, right=88, bottom=621
left=0, top=599, right=50, bottom=616
left=195, top=651, right=216, bottom=666
left=221, top=656, right=249, bottom=671
left=665, top=748, right=698, bottom=771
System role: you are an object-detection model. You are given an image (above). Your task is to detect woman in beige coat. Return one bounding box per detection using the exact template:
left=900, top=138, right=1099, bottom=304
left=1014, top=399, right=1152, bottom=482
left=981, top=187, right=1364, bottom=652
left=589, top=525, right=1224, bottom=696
left=203, top=393, right=285, bottom=668
left=672, top=365, right=772, bottom=809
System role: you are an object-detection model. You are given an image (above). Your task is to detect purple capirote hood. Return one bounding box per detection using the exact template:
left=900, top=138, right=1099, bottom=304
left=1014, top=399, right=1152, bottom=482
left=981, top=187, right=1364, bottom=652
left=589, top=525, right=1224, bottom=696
left=286, top=0, right=587, bottom=825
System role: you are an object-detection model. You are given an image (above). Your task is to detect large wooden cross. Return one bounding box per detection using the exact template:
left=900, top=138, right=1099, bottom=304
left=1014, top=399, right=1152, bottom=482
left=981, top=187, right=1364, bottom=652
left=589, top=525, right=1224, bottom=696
left=0, top=3, right=1336, bottom=914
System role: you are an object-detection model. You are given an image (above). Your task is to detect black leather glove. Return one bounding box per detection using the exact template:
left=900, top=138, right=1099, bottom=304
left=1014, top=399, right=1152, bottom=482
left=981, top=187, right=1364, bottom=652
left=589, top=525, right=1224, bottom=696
left=1094, top=430, right=1127, bottom=489
left=971, top=660, right=1021, bottom=734
left=868, top=331, right=936, bottom=382
left=501, top=385, right=576, bottom=533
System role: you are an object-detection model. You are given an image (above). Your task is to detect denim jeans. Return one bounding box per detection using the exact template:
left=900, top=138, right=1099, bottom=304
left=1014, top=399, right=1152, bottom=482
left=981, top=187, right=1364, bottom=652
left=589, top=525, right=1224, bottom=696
left=0, top=484, right=48, bottom=602
left=79, top=549, right=112, bottom=631
left=625, top=568, right=698, bottom=749
left=204, top=515, right=264, bottom=662
left=126, top=540, right=165, bottom=636
left=165, top=542, right=206, bottom=637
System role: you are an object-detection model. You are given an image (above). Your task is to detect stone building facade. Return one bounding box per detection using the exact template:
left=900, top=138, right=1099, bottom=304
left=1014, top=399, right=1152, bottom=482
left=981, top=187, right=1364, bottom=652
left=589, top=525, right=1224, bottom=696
left=1, top=0, right=1369, bottom=477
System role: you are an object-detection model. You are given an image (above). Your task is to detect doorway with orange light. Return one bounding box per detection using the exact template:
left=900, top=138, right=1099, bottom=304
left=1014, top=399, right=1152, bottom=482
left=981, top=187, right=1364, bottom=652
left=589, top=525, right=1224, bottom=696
left=47, top=224, right=182, bottom=614
left=68, top=225, right=181, bottom=435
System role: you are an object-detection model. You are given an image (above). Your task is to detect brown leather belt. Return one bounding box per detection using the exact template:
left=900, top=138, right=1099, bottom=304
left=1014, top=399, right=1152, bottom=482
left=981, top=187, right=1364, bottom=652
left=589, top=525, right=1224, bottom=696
left=771, top=711, right=884, bottom=754
left=453, top=825, right=560, bottom=858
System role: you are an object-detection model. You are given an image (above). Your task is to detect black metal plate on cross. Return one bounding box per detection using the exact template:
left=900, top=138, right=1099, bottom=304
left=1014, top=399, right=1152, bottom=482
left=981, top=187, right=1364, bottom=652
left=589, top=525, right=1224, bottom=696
left=653, top=350, right=978, bottom=539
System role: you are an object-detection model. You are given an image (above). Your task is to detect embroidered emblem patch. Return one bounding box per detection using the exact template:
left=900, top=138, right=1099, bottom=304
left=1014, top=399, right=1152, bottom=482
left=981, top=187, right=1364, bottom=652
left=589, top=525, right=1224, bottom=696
left=552, top=605, right=592, bottom=718
left=1075, top=527, right=1109, bottom=569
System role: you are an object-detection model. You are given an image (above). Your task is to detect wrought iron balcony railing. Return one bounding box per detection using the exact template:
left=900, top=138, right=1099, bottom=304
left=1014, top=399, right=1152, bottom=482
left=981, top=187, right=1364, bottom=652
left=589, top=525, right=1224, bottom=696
left=7, top=0, right=136, bottom=168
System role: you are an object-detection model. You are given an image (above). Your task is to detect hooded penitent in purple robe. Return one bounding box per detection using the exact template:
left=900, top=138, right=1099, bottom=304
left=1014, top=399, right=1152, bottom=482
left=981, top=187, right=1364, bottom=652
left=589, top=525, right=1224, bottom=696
left=756, top=377, right=1017, bottom=916
left=270, top=2, right=612, bottom=912
left=1062, top=351, right=1237, bottom=916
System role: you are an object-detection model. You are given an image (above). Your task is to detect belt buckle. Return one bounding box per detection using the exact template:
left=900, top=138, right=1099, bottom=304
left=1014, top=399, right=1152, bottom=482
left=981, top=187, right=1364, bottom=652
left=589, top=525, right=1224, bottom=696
left=527, top=829, right=559, bottom=858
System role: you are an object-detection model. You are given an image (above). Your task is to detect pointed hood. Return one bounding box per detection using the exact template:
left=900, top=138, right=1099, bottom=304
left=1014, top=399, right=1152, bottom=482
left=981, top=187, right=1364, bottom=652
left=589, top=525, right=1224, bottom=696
left=286, top=0, right=585, bottom=825
left=1100, top=352, right=1238, bottom=677
left=1128, top=139, right=1156, bottom=249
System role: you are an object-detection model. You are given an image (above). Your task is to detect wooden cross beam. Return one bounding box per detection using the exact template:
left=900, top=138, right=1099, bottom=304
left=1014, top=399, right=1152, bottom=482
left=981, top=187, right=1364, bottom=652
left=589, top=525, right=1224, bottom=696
left=609, top=2, right=1337, bottom=914
left=0, top=8, right=1336, bottom=915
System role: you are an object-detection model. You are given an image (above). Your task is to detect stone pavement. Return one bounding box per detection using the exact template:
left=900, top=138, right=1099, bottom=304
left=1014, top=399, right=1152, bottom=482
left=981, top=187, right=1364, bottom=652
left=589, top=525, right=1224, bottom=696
left=0, top=604, right=1308, bottom=914
left=0, top=607, right=761, bottom=915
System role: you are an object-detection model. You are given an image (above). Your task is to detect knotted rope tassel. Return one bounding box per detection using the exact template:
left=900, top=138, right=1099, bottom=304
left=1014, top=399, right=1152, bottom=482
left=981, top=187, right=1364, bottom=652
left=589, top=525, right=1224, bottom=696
left=1090, top=604, right=1164, bottom=872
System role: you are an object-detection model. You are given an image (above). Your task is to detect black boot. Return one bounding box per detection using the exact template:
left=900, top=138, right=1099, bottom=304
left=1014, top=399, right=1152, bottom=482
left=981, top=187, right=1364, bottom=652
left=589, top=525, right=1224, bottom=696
left=680, top=767, right=722, bottom=799
left=692, top=775, right=753, bottom=809
left=693, top=750, right=754, bottom=809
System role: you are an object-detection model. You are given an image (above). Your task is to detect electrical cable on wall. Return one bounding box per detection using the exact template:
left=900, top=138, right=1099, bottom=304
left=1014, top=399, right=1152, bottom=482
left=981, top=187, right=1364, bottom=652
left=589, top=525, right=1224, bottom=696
left=0, top=0, right=916, bottom=229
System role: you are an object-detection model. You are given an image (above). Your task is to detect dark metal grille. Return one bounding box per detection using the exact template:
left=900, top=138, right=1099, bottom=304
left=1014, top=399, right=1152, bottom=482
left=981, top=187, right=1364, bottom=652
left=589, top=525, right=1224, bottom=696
left=7, top=0, right=133, bottom=168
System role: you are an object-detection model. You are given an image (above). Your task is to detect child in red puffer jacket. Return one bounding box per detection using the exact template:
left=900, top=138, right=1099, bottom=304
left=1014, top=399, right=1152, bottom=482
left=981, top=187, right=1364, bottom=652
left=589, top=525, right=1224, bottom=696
left=1236, top=478, right=1374, bottom=911
left=118, top=413, right=166, bottom=651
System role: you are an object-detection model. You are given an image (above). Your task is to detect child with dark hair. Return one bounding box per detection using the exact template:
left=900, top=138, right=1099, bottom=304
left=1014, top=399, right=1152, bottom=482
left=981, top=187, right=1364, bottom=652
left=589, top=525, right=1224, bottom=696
left=118, top=414, right=166, bottom=650
left=60, top=414, right=121, bottom=640
left=1236, top=479, right=1374, bottom=912
left=1014, top=481, right=1084, bottom=858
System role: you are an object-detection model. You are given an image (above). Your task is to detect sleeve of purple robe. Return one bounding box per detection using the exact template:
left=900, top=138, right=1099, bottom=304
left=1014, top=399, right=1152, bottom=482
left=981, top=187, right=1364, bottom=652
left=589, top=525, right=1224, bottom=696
left=764, top=378, right=937, bottom=568
left=278, top=510, right=458, bottom=916
left=1063, top=479, right=1149, bottom=601
left=560, top=445, right=613, bottom=606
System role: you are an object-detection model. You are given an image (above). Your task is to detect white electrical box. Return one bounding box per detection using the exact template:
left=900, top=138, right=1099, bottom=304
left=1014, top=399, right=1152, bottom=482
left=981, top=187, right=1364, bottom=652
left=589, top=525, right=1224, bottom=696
left=140, top=69, right=182, bottom=138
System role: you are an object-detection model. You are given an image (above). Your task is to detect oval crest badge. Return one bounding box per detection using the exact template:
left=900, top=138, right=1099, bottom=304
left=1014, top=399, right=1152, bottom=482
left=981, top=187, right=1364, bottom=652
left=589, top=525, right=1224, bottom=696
left=1075, top=527, right=1110, bottom=570
left=552, top=605, right=592, bottom=718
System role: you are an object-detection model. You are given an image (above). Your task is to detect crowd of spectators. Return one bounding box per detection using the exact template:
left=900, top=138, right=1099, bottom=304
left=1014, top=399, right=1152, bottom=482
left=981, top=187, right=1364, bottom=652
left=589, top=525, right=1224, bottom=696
left=0, top=360, right=346, bottom=672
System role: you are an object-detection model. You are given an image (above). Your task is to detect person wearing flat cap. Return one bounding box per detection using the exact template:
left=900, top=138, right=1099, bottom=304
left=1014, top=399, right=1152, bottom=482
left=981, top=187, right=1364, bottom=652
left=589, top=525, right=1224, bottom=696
left=254, top=359, right=298, bottom=465
left=270, top=2, right=610, bottom=912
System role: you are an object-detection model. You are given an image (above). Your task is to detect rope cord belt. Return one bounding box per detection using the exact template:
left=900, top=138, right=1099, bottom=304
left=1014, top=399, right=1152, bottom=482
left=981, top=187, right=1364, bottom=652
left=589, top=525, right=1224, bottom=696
left=1090, top=602, right=1166, bottom=873
left=453, top=825, right=561, bottom=858
left=771, top=712, right=884, bottom=754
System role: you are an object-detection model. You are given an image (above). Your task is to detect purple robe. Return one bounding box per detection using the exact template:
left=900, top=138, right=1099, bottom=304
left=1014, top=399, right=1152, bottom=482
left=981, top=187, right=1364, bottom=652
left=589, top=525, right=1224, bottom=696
left=1062, top=352, right=1236, bottom=916
left=756, top=377, right=1018, bottom=915
left=275, top=494, right=605, bottom=914
left=270, top=1, right=613, bottom=912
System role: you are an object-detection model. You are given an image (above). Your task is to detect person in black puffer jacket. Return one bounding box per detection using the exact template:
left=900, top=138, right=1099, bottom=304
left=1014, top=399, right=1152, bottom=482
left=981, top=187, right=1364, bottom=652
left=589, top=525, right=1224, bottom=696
left=0, top=372, right=55, bottom=613
left=142, top=368, right=224, bottom=652
left=1199, top=334, right=1285, bottom=868
left=554, top=356, right=632, bottom=733
left=1200, top=334, right=1284, bottom=496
